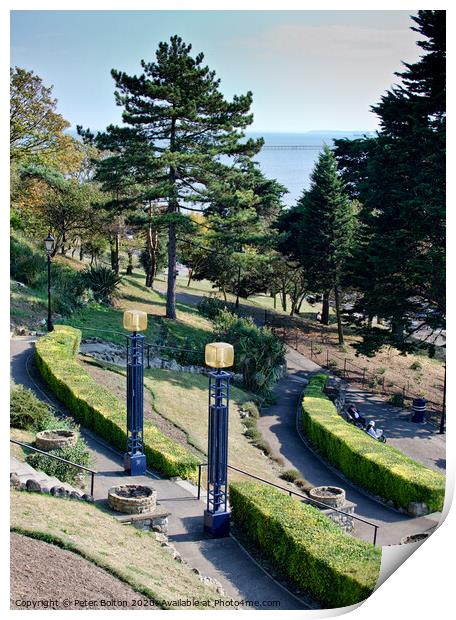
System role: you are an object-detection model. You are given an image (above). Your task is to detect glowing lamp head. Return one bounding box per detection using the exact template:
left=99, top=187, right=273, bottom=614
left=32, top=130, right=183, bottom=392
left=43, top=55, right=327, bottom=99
left=123, top=309, right=148, bottom=332
left=205, top=342, right=234, bottom=369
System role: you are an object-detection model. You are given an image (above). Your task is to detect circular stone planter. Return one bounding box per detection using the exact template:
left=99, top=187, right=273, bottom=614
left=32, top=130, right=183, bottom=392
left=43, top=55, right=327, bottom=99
left=308, top=486, right=346, bottom=509
left=400, top=532, right=430, bottom=545
left=35, top=429, right=78, bottom=452
left=108, top=484, right=157, bottom=514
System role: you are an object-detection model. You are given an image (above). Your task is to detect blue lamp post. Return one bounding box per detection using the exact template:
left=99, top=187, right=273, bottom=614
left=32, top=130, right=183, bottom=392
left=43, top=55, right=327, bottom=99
left=204, top=342, right=234, bottom=538
left=123, top=309, right=148, bottom=476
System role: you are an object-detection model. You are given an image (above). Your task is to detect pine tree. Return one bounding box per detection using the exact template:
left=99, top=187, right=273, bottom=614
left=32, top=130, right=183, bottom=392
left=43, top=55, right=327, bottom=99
left=86, top=36, right=261, bottom=319
left=334, top=10, right=445, bottom=352
left=279, top=146, right=355, bottom=343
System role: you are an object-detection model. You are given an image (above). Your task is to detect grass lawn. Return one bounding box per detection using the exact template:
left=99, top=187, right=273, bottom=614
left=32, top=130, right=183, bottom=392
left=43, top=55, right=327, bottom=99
left=10, top=428, right=36, bottom=461
left=10, top=491, right=224, bottom=608
left=61, top=271, right=213, bottom=348
left=79, top=358, right=286, bottom=487
left=144, top=368, right=285, bottom=485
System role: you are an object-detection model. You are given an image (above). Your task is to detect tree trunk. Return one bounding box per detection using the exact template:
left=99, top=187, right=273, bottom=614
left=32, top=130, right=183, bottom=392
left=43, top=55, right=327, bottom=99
left=60, top=231, right=66, bottom=256
left=281, top=286, right=287, bottom=312
left=113, top=233, right=120, bottom=275
left=126, top=250, right=133, bottom=275
left=166, top=221, right=177, bottom=318
left=273, top=293, right=277, bottom=310
left=79, top=247, right=84, bottom=261
left=321, top=291, right=330, bottom=325
left=334, top=284, right=344, bottom=345
left=187, top=269, right=192, bottom=287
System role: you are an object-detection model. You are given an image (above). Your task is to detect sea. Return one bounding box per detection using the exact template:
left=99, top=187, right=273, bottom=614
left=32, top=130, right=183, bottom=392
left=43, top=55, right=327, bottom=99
left=69, top=128, right=373, bottom=208
left=246, top=131, right=374, bottom=207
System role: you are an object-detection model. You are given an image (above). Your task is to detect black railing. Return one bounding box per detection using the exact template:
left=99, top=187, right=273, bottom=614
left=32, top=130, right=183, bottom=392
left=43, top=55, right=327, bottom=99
left=197, top=462, right=379, bottom=546
left=10, top=439, right=97, bottom=497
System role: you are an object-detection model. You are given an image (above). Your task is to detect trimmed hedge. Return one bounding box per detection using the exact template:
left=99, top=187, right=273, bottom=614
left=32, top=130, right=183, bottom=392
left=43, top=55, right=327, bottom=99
left=301, top=375, right=445, bottom=514
left=35, top=326, right=199, bottom=481
left=229, top=481, right=381, bottom=608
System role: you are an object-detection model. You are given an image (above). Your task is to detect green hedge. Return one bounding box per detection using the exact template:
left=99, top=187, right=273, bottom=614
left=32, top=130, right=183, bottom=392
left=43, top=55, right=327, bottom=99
left=301, top=375, right=445, bottom=514
left=229, top=481, right=381, bottom=608
left=35, top=326, right=199, bottom=481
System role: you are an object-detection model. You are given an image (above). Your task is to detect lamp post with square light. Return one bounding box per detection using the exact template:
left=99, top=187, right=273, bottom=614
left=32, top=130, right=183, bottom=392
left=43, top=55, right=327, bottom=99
left=44, top=233, right=55, bottom=332
left=123, top=309, right=148, bottom=476
left=204, top=342, right=234, bottom=537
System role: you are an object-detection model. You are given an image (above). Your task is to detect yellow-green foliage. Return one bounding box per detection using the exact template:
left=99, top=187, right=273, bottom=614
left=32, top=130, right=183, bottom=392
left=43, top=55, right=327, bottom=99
left=301, top=375, right=445, bottom=513
left=229, top=481, right=381, bottom=608
left=35, top=326, right=199, bottom=480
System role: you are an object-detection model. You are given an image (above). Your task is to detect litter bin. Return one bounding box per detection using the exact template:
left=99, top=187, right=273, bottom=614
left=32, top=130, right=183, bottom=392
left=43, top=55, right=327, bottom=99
left=411, top=398, right=426, bottom=423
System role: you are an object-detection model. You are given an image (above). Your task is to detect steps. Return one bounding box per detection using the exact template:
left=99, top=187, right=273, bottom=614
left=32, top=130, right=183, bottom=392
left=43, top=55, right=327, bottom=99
left=10, top=456, right=89, bottom=499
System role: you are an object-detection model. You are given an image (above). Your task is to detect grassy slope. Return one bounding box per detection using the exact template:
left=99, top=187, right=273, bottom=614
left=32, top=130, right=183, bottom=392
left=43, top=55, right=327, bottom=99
left=79, top=359, right=285, bottom=486
left=143, top=369, right=284, bottom=484
left=10, top=491, right=223, bottom=609
left=62, top=271, right=212, bottom=347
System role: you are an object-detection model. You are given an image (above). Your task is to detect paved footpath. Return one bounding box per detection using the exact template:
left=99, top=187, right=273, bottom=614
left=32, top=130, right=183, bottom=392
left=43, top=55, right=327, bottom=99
left=10, top=336, right=310, bottom=610
left=155, top=284, right=444, bottom=546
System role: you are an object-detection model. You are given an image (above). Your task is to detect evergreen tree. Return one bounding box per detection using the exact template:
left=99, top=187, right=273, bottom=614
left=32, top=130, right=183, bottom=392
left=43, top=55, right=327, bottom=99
left=334, top=10, right=445, bottom=352
left=278, top=146, right=355, bottom=343
left=85, top=35, right=261, bottom=318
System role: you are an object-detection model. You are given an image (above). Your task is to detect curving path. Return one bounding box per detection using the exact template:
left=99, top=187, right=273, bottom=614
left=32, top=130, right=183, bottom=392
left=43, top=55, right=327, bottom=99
left=155, top=284, right=443, bottom=546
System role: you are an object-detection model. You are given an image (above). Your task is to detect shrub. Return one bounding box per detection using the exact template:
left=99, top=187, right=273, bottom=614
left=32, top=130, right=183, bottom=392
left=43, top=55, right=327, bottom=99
left=295, top=478, right=314, bottom=493
left=81, top=266, right=121, bottom=304
left=35, top=326, right=199, bottom=481
left=10, top=234, right=46, bottom=287
left=197, top=296, right=234, bottom=320
left=301, top=375, right=445, bottom=514
left=409, top=361, right=422, bottom=371
left=388, top=392, right=405, bottom=407
left=213, top=310, right=285, bottom=397
left=244, top=426, right=261, bottom=441
left=26, top=440, right=92, bottom=486
left=10, top=386, right=54, bottom=430
left=241, top=401, right=260, bottom=419
left=253, top=438, right=273, bottom=456
left=280, top=468, right=300, bottom=482
left=229, top=481, right=381, bottom=608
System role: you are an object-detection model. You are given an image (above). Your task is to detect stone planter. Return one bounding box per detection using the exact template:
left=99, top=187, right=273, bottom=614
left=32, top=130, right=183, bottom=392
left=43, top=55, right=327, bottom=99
left=35, top=429, right=78, bottom=452
left=108, top=484, right=157, bottom=514
left=308, top=486, right=346, bottom=509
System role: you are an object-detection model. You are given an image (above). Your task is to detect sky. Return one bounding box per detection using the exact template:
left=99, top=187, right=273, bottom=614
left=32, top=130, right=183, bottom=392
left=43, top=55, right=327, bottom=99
left=10, top=10, right=422, bottom=133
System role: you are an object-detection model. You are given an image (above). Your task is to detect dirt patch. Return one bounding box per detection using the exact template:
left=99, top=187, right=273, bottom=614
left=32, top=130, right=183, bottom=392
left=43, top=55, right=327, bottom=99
left=79, top=358, right=204, bottom=459
left=10, top=532, right=153, bottom=610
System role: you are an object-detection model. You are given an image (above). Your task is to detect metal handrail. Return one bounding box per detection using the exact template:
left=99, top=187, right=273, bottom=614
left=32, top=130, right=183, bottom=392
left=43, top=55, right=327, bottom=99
left=10, top=439, right=97, bottom=497
left=197, top=462, right=379, bottom=546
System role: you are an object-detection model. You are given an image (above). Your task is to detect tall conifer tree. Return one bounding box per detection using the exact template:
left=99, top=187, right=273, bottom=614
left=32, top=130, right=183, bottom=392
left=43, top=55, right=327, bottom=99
left=87, top=36, right=261, bottom=319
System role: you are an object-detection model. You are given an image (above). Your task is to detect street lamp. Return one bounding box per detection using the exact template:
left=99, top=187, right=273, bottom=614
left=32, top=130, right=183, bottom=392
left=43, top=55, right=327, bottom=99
left=123, top=309, right=148, bottom=476
left=204, top=342, right=234, bottom=537
left=44, top=233, right=55, bottom=332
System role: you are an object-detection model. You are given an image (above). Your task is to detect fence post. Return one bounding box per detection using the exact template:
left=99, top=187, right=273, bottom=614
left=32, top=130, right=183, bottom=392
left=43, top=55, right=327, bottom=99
left=147, top=344, right=150, bottom=369
left=197, top=464, right=201, bottom=501
left=91, top=472, right=94, bottom=497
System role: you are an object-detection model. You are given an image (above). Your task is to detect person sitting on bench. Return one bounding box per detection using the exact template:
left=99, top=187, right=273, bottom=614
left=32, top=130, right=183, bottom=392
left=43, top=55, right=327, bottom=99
left=366, top=420, right=385, bottom=441
left=346, top=404, right=366, bottom=428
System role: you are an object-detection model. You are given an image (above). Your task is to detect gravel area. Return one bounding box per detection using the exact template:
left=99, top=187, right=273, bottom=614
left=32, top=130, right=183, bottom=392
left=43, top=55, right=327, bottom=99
left=10, top=533, right=154, bottom=611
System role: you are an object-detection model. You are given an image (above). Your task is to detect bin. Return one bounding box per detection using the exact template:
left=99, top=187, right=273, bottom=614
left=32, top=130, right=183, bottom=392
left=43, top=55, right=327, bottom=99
left=411, top=398, right=426, bottom=423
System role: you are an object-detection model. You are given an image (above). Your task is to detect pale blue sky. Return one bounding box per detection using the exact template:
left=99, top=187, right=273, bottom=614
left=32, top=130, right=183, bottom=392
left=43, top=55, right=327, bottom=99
left=10, top=10, right=421, bottom=133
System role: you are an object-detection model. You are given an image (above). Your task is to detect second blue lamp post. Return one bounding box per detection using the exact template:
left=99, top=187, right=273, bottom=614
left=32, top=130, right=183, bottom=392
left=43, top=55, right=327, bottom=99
left=204, top=342, right=234, bottom=538
left=123, top=309, right=148, bottom=476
